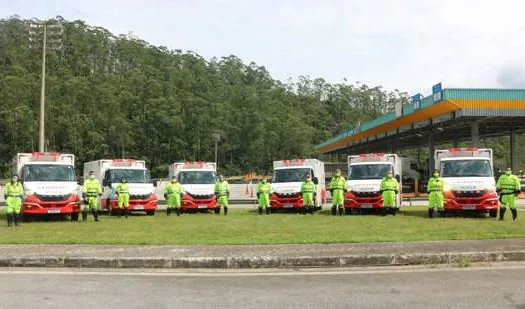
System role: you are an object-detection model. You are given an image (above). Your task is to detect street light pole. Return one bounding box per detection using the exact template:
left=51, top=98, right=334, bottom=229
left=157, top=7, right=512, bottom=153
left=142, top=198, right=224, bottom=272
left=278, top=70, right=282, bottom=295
left=39, top=25, right=47, bottom=152
left=29, top=21, right=63, bottom=152
left=212, top=133, right=221, bottom=166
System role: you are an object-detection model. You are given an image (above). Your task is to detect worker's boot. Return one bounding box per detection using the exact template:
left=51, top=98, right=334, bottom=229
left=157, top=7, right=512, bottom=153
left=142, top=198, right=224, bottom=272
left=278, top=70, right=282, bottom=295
left=511, top=208, right=518, bottom=221
left=6, top=214, right=12, bottom=227
left=92, top=209, right=99, bottom=222
left=381, top=207, right=388, bottom=216
left=176, top=208, right=181, bottom=216
left=438, top=209, right=445, bottom=217
left=224, top=207, right=228, bottom=216
left=266, top=207, right=270, bottom=215
left=499, top=208, right=506, bottom=221
left=331, top=206, right=337, bottom=216
left=117, top=208, right=121, bottom=218
left=428, top=208, right=434, bottom=218
left=167, top=208, right=171, bottom=216
left=258, top=207, right=263, bottom=215
left=14, top=214, right=20, bottom=226
left=82, top=211, right=88, bottom=222
left=338, top=205, right=344, bottom=216
left=124, top=208, right=129, bottom=218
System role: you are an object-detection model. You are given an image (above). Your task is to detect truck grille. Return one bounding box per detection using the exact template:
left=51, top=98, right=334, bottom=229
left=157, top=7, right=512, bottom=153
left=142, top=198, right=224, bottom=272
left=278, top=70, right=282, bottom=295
left=188, top=193, right=214, bottom=200
left=35, top=194, right=71, bottom=202
left=274, top=193, right=301, bottom=198
left=351, top=191, right=380, bottom=198
left=130, top=194, right=151, bottom=200
left=453, top=190, right=487, bottom=198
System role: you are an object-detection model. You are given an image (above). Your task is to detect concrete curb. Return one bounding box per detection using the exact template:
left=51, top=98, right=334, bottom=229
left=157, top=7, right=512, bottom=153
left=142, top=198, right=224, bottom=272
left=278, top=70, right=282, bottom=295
left=2, top=250, right=525, bottom=269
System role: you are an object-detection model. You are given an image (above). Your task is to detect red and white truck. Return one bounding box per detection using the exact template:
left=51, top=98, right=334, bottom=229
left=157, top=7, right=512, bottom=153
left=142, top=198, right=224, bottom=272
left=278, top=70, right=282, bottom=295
left=270, top=159, right=326, bottom=211
left=83, top=159, right=158, bottom=215
left=435, top=148, right=499, bottom=216
left=168, top=162, right=217, bottom=212
left=344, top=153, right=402, bottom=212
left=14, top=152, right=81, bottom=220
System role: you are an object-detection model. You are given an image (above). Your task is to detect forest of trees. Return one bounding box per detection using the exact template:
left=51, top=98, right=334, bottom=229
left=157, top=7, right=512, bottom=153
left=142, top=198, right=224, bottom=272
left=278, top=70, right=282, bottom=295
left=0, top=16, right=522, bottom=177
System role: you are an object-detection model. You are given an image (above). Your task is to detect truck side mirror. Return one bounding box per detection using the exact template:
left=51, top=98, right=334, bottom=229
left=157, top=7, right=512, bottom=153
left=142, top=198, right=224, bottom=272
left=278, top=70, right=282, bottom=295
left=313, top=177, right=319, bottom=185
left=395, top=175, right=401, bottom=182
left=153, top=179, right=158, bottom=187
left=102, top=179, right=110, bottom=187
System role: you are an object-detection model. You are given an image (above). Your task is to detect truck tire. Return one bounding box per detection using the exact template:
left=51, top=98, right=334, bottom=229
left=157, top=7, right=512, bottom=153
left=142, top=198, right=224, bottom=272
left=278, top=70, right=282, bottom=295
left=489, top=209, right=498, bottom=218
left=146, top=210, right=155, bottom=216
left=71, top=212, right=79, bottom=222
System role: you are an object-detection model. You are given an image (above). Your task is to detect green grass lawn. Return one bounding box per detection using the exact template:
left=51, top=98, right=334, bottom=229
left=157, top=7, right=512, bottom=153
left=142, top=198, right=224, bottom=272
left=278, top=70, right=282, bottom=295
left=0, top=207, right=524, bottom=245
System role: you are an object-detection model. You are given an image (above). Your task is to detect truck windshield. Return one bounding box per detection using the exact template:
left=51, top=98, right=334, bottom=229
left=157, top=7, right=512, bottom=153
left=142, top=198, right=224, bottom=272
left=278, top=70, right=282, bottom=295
left=23, top=165, right=76, bottom=182
left=349, top=164, right=392, bottom=180
left=272, top=168, right=313, bottom=183
left=110, top=169, right=151, bottom=183
left=178, top=171, right=216, bottom=184
left=441, top=159, right=493, bottom=177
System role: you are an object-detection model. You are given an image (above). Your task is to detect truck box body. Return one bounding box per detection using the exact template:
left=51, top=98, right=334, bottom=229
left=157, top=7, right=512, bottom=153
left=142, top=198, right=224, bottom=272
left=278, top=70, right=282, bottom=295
left=14, top=152, right=81, bottom=216
left=83, top=159, right=157, bottom=213
left=270, top=159, right=326, bottom=210
left=435, top=148, right=498, bottom=212
left=345, top=153, right=402, bottom=209
left=168, top=162, right=217, bottom=210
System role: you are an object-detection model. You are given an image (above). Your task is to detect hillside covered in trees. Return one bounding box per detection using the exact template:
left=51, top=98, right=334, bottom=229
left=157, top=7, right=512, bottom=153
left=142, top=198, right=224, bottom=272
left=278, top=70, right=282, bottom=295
left=0, top=16, right=408, bottom=177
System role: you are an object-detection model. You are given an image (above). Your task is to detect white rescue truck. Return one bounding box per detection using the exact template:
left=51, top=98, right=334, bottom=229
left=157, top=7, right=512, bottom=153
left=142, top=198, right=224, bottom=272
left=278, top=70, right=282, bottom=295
left=270, top=159, right=325, bottom=211
left=345, top=153, right=402, bottom=211
left=14, top=152, right=81, bottom=220
left=168, top=162, right=217, bottom=212
left=435, top=148, right=498, bottom=217
left=83, top=159, right=157, bottom=215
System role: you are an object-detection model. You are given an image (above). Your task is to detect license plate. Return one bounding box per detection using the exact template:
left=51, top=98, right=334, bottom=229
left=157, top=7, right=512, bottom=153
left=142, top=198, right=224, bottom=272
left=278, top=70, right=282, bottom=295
left=463, top=205, right=476, bottom=210
left=360, top=204, right=372, bottom=208
left=47, top=208, right=61, bottom=214
left=198, top=205, right=207, bottom=209
left=134, top=205, right=144, bottom=210
left=283, top=204, right=293, bottom=208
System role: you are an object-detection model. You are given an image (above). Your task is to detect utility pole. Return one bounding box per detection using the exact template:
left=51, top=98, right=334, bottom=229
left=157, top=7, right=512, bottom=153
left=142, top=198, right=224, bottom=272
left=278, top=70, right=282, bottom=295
left=212, top=133, right=220, bottom=166
left=29, top=21, right=63, bottom=152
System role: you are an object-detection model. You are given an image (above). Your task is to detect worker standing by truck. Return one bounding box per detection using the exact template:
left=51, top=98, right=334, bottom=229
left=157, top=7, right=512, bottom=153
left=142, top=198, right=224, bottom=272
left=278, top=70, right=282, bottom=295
left=256, top=177, right=272, bottom=215
left=164, top=176, right=184, bottom=216
left=330, top=169, right=346, bottom=216
left=116, top=176, right=130, bottom=218
left=83, top=171, right=102, bottom=222
left=427, top=169, right=445, bottom=218
left=5, top=175, right=23, bottom=227
left=215, top=175, right=230, bottom=215
left=380, top=170, right=400, bottom=215
left=301, top=174, right=316, bottom=214
left=496, top=168, right=521, bottom=221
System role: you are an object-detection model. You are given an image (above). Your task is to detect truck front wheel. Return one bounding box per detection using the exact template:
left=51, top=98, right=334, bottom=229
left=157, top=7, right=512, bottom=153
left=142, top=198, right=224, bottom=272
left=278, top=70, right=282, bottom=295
left=489, top=209, right=498, bottom=218
left=146, top=210, right=155, bottom=216
left=71, top=212, right=79, bottom=222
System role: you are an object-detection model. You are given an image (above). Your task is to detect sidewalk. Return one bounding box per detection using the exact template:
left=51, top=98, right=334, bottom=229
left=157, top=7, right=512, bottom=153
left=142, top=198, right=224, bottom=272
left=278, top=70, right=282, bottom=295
left=2, top=238, right=525, bottom=268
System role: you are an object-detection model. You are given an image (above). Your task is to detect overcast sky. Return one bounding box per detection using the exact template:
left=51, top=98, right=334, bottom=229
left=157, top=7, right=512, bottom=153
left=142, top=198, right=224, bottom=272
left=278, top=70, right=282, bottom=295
left=3, top=0, right=525, bottom=95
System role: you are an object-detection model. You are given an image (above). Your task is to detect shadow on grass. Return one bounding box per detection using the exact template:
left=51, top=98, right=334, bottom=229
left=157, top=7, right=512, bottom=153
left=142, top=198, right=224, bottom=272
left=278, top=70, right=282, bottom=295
left=401, top=209, right=492, bottom=219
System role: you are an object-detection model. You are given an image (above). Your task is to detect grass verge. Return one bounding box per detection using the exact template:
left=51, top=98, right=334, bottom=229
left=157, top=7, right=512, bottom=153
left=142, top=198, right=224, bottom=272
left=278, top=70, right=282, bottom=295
left=0, top=207, right=523, bottom=245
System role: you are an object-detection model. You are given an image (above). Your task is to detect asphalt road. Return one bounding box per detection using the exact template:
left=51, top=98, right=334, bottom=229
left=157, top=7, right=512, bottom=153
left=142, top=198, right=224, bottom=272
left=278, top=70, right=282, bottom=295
left=1, top=265, right=525, bottom=309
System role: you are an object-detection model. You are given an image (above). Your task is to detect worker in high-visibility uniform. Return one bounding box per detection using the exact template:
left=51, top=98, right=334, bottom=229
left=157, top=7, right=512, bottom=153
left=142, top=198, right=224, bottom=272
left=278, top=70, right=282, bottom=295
left=256, top=177, right=272, bottom=215
left=497, top=168, right=521, bottom=221
left=427, top=169, right=445, bottom=218
left=164, top=176, right=183, bottom=216
left=380, top=170, right=400, bottom=215
left=301, top=174, right=316, bottom=214
left=116, top=176, right=130, bottom=218
left=214, top=175, right=230, bottom=215
left=82, top=171, right=102, bottom=222
left=330, top=169, right=346, bottom=216
left=4, top=175, right=23, bottom=227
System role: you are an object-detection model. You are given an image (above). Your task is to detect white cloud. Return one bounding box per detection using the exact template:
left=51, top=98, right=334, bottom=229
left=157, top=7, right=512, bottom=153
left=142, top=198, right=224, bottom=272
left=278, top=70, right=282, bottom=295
left=2, top=0, right=525, bottom=94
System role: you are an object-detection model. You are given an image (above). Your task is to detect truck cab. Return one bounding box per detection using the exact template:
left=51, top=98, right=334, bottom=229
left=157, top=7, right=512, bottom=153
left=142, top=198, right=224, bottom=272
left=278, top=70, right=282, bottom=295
left=345, top=153, right=402, bottom=210
left=83, top=159, right=158, bottom=215
left=435, top=148, right=499, bottom=215
left=169, top=162, right=217, bottom=211
left=270, top=159, right=326, bottom=211
left=15, top=152, right=81, bottom=220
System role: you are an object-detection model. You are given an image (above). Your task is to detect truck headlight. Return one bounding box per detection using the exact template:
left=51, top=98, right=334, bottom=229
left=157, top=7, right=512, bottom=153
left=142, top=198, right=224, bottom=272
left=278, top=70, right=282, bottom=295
left=443, top=185, right=452, bottom=192
left=24, top=189, right=34, bottom=196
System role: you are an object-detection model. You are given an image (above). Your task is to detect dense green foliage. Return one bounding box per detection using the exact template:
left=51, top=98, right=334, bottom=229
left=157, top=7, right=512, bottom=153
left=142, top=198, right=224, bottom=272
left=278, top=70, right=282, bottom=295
left=0, top=16, right=406, bottom=177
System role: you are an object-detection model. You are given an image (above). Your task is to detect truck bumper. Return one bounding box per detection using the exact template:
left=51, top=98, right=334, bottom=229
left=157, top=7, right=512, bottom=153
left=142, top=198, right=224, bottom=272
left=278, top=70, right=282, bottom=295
left=22, top=201, right=81, bottom=215
left=444, top=192, right=499, bottom=211
left=107, top=199, right=158, bottom=211
left=181, top=199, right=217, bottom=210
left=344, top=192, right=383, bottom=209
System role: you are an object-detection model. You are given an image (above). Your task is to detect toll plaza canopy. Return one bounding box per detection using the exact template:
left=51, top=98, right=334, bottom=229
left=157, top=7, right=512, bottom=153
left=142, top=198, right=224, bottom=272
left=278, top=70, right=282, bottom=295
left=315, top=88, right=525, bottom=171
